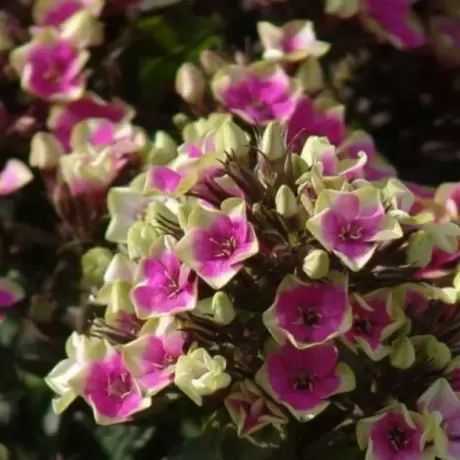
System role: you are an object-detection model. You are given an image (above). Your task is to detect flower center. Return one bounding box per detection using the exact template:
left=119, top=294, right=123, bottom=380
left=212, top=236, right=237, bottom=259
left=388, top=427, right=409, bottom=452
left=354, top=317, right=372, bottom=335
left=107, top=372, right=133, bottom=399
left=301, top=307, right=323, bottom=327
left=293, top=372, right=317, bottom=391
left=339, top=223, right=363, bottom=241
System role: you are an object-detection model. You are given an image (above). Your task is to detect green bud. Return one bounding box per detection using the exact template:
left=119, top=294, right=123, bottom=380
left=275, top=185, right=297, bottom=218
left=127, top=221, right=160, bottom=259
left=389, top=337, right=415, bottom=369
left=175, top=62, right=206, bottom=105
left=81, top=247, right=113, bottom=287
left=412, top=335, right=452, bottom=369
left=295, top=56, right=324, bottom=93
left=145, top=131, right=178, bottom=166
left=406, top=230, right=433, bottom=268
left=199, top=50, right=228, bottom=75
left=214, top=120, right=250, bottom=157
left=195, top=291, right=236, bottom=325
left=302, top=249, right=330, bottom=279
left=259, top=122, right=285, bottom=161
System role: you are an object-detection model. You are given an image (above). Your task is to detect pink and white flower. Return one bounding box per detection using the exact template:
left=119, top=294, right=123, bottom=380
left=224, top=380, right=287, bottom=437
left=286, top=96, right=346, bottom=153
left=258, top=20, right=330, bottom=62
left=131, top=235, right=198, bottom=319
left=256, top=342, right=355, bottom=421
left=48, top=92, right=133, bottom=149
left=123, top=320, right=186, bottom=395
left=70, top=344, right=151, bottom=425
left=144, top=166, right=197, bottom=197
left=32, top=0, right=104, bottom=27
left=357, top=403, right=432, bottom=460
left=263, top=274, right=351, bottom=349
left=0, top=159, right=33, bottom=196
left=212, top=63, right=299, bottom=125
left=306, top=187, right=403, bottom=271
left=175, top=198, right=259, bottom=289
left=344, top=290, right=405, bottom=360
left=10, top=28, right=89, bottom=102
left=417, top=378, right=460, bottom=460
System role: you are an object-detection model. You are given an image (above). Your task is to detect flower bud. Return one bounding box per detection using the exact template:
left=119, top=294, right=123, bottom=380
left=412, top=336, right=452, bottom=369
left=145, top=131, right=178, bottom=166
left=389, top=337, right=415, bottom=369
left=214, top=120, right=250, bottom=157
left=275, top=184, right=297, bottom=218
left=302, top=249, right=330, bottom=279
left=29, top=132, right=64, bottom=169
left=175, top=63, right=206, bottom=105
left=259, top=122, right=285, bottom=161
left=406, top=230, right=433, bottom=268
left=296, top=57, right=324, bottom=93
left=127, top=221, right=160, bottom=260
left=81, top=247, right=113, bottom=288
left=199, top=50, right=228, bottom=75
left=195, top=292, right=236, bottom=325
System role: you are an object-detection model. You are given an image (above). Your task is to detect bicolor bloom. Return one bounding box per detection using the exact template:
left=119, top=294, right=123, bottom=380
left=361, top=0, right=425, bottom=49
left=429, top=17, right=460, bottom=67
left=175, top=198, right=259, bottom=289
left=174, top=348, right=232, bottom=406
left=131, top=235, right=198, bottom=319
left=263, top=274, right=351, bottom=349
left=434, top=182, right=460, bottom=221
left=144, top=166, right=197, bottom=197
left=69, top=345, right=151, bottom=425
left=123, top=329, right=186, bottom=395
left=48, top=92, right=133, bottom=149
left=344, top=291, right=405, bottom=360
left=306, top=187, right=403, bottom=271
left=0, top=159, right=33, bottom=196
left=224, top=380, right=287, bottom=437
left=32, top=0, right=104, bottom=26
left=9, top=28, right=88, bottom=102
left=212, top=63, right=299, bottom=124
left=417, top=378, right=460, bottom=460
left=256, top=342, right=355, bottom=420
left=258, top=20, right=330, bottom=61
left=45, top=333, right=107, bottom=414
left=71, top=118, right=147, bottom=160
left=286, top=96, right=346, bottom=153
left=356, top=403, right=432, bottom=460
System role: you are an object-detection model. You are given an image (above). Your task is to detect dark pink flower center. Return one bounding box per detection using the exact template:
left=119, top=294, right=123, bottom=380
left=107, top=372, right=133, bottom=399
left=339, top=223, right=363, bottom=241
left=212, top=236, right=237, bottom=259
left=388, top=427, right=409, bottom=452
left=300, top=307, right=323, bottom=327
left=354, top=317, right=372, bottom=335
left=293, top=371, right=317, bottom=391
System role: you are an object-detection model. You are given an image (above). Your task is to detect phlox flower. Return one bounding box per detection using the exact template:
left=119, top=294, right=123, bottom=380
left=356, top=403, right=434, bottom=460
left=10, top=28, right=89, bottom=102
left=123, top=318, right=186, bottom=395
left=344, top=290, right=405, bottom=360
left=45, top=332, right=107, bottom=414
left=174, top=348, right=232, bottom=406
left=144, top=165, right=198, bottom=197
left=263, top=274, right=351, bottom=349
left=212, top=63, right=300, bottom=124
left=48, top=92, right=133, bottom=149
left=258, top=20, right=330, bottom=62
left=0, top=159, right=33, bottom=196
left=306, top=187, right=403, bottom=271
left=256, top=342, right=355, bottom=421
left=69, top=343, right=151, bottom=425
left=417, top=378, right=460, bottom=460
left=131, top=235, right=198, bottom=318
left=175, top=198, right=259, bottom=289
left=286, top=96, right=346, bottom=153
left=225, top=380, right=287, bottom=438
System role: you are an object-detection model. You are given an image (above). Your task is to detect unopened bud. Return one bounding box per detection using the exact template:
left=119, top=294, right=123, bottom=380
left=196, top=292, right=236, bottom=325
left=259, top=122, right=285, bottom=161
left=81, top=247, right=113, bottom=287
left=275, top=184, right=297, bottom=218
left=406, top=230, right=433, bottom=268
left=214, top=120, right=249, bottom=157
left=199, top=50, right=227, bottom=75
left=175, top=62, right=206, bottom=105
left=389, top=337, right=415, bottom=369
left=302, top=249, right=330, bottom=279
left=127, top=221, right=160, bottom=260
left=29, top=132, right=64, bottom=169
